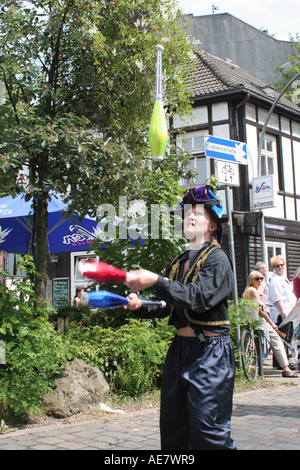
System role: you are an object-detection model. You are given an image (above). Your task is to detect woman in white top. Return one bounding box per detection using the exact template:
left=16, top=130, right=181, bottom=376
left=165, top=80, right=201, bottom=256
left=243, top=271, right=299, bottom=377
left=268, top=255, right=297, bottom=324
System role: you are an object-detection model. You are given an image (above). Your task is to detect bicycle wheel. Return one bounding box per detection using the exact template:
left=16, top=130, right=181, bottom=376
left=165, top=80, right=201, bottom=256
left=241, top=328, right=258, bottom=381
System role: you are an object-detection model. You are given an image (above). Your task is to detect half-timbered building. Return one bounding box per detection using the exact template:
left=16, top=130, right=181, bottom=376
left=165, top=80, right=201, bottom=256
left=173, top=49, right=300, bottom=295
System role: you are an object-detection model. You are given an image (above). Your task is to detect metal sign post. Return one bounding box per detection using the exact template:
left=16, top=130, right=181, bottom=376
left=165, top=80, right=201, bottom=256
left=252, top=175, right=275, bottom=267
left=205, top=135, right=248, bottom=366
left=205, top=134, right=247, bottom=307
left=224, top=185, right=239, bottom=306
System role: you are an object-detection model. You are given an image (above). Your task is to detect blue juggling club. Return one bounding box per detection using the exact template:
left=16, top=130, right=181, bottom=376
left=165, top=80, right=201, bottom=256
left=81, top=290, right=166, bottom=310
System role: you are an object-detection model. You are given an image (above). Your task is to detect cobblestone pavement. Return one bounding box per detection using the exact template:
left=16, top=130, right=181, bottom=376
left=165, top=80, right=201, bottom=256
left=1, top=366, right=300, bottom=451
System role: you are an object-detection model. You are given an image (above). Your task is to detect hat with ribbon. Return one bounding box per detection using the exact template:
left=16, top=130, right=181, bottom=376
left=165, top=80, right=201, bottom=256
left=180, top=185, right=227, bottom=243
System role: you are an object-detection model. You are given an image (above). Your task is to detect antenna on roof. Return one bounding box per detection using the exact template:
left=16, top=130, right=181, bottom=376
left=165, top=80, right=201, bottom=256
left=212, top=3, right=219, bottom=14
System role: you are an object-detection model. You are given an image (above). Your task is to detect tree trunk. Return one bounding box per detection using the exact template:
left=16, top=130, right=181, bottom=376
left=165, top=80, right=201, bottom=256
left=34, top=192, right=48, bottom=302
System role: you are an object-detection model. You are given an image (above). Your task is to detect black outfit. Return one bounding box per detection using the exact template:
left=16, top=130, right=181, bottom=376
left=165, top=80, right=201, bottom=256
left=136, top=242, right=236, bottom=450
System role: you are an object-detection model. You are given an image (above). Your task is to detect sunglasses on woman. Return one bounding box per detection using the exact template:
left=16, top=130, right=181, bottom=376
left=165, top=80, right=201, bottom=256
left=275, top=264, right=284, bottom=268
left=254, top=277, right=264, bottom=281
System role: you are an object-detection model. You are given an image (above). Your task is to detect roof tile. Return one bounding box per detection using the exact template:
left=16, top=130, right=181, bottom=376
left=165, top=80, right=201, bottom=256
left=186, top=50, right=300, bottom=114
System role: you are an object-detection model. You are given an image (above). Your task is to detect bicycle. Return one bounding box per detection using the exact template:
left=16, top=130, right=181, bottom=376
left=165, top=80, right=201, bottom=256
left=239, top=304, right=265, bottom=381
left=240, top=322, right=264, bottom=381
left=240, top=307, right=297, bottom=381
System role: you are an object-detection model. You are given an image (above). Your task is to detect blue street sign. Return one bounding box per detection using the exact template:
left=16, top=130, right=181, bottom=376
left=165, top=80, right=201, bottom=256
left=205, top=135, right=247, bottom=165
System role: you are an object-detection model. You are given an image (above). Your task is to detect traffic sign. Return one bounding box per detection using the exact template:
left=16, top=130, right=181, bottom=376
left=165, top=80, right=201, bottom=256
left=252, top=175, right=275, bottom=210
left=215, top=159, right=240, bottom=186
left=205, top=135, right=247, bottom=165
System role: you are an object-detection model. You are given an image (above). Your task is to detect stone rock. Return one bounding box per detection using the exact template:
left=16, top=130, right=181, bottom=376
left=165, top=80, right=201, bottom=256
left=43, top=359, right=110, bottom=418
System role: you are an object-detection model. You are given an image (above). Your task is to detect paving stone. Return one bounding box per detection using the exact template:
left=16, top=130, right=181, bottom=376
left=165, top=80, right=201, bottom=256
left=0, top=365, right=300, bottom=451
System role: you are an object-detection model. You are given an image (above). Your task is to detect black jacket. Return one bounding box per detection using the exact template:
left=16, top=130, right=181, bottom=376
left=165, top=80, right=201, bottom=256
left=136, top=242, right=234, bottom=334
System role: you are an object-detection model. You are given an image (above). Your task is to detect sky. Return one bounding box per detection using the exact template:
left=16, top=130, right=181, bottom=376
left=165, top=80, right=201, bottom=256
left=176, top=0, right=300, bottom=41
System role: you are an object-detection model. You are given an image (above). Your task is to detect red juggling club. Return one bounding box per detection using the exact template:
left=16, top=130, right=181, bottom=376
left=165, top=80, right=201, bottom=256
left=79, top=260, right=126, bottom=283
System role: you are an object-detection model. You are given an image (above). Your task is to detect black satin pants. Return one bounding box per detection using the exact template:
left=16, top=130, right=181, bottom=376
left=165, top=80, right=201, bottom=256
left=160, top=334, right=236, bottom=450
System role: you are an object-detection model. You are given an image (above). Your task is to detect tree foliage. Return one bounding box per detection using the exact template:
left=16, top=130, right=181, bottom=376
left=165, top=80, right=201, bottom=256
left=274, top=34, right=300, bottom=104
left=0, top=0, right=193, bottom=298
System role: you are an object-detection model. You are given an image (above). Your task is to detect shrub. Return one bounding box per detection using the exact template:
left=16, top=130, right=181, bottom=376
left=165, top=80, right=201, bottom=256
left=0, top=256, right=68, bottom=421
left=63, top=318, right=175, bottom=398
left=109, top=319, right=175, bottom=397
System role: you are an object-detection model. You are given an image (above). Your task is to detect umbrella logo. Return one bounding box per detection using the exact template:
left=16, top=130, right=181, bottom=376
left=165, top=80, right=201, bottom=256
left=0, top=204, right=12, bottom=216
left=62, top=224, right=99, bottom=246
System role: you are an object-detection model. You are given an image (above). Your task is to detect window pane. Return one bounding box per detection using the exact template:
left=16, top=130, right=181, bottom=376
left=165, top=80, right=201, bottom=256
left=275, top=247, right=282, bottom=256
left=187, top=158, right=194, bottom=171
left=195, top=158, right=207, bottom=184
left=183, top=158, right=195, bottom=185
left=183, top=138, right=193, bottom=151
left=194, top=136, right=205, bottom=150
left=268, top=157, right=274, bottom=174
left=261, top=155, right=267, bottom=175
left=263, top=138, right=273, bottom=152
left=266, top=139, right=273, bottom=152
left=267, top=246, right=274, bottom=272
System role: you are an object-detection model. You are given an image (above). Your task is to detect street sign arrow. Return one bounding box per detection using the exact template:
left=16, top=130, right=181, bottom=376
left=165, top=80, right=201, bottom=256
left=205, top=135, right=247, bottom=165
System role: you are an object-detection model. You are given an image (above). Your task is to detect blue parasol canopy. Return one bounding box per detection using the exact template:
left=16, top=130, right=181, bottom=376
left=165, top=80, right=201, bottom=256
left=0, top=193, right=101, bottom=254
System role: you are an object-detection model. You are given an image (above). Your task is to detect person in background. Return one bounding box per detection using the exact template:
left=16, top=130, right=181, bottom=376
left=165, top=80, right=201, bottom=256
left=254, top=261, right=269, bottom=304
left=253, top=261, right=270, bottom=363
left=293, top=267, right=300, bottom=300
left=74, top=287, right=84, bottom=306
left=243, top=271, right=299, bottom=378
left=268, top=255, right=297, bottom=324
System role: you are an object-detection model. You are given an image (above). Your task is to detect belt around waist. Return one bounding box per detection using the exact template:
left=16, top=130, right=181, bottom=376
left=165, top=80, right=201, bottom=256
left=177, top=326, right=221, bottom=338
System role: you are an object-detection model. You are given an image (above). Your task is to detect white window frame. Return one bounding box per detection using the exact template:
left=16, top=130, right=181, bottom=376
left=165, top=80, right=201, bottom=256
left=70, top=251, right=96, bottom=302
left=266, top=241, right=286, bottom=281
left=177, top=130, right=210, bottom=187
left=261, top=135, right=276, bottom=177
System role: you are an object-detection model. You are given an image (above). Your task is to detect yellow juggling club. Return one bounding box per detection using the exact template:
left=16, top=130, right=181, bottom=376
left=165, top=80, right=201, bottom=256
left=148, top=45, right=168, bottom=162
